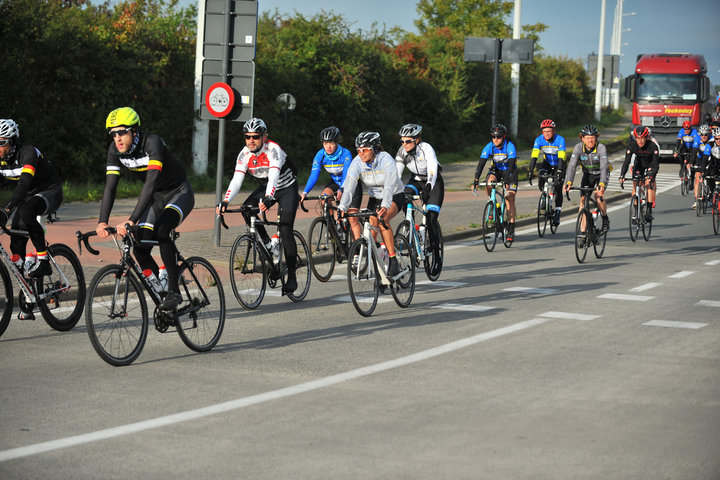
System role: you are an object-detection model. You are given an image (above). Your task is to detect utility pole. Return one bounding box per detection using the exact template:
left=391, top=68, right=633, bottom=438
left=594, top=0, right=607, bottom=121
left=192, top=0, right=210, bottom=174
left=510, top=0, right=522, bottom=137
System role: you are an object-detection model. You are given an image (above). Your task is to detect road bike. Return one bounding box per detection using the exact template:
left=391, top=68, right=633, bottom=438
left=535, top=171, right=560, bottom=237
left=708, top=175, right=720, bottom=235
left=474, top=181, right=512, bottom=251
left=395, top=193, right=444, bottom=281
left=622, top=173, right=653, bottom=242
left=221, top=205, right=310, bottom=309
left=567, top=186, right=607, bottom=264
left=345, top=209, right=414, bottom=317
left=679, top=152, right=693, bottom=196
left=303, top=193, right=352, bottom=282
left=77, top=226, right=225, bottom=366
left=0, top=218, right=85, bottom=337
left=694, top=169, right=712, bottom=216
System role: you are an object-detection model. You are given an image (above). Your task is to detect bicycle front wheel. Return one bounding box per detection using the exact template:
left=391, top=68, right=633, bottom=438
left=696, top=183, right=703, bottom=217
left=175, top=257, right=225, bottom=352
left=593, top=211, right=607, bottom=258
left=642, top=202, right=652, bottom=241
left=680, top=169, right=688, bottom=196
left=391, top=233, right=415, bottom=308
left=0, top=263, right=13, bottom=337
left=86, top=265, right=148, bottom=366
left=629, top=195, right=639, bottom=242
left=712, top=193, right=720, bottom=235
left=230, top=234, right=266, bottom=309
left=423, top=222, right=443, bottom=281
left=308, top=216, right=335, bottom=282
left=285, top=231, right=311, bottom=303
left=347, top=238, right=379, bottom=317
left=482, top=202, right=497, bottom=252
left=35, top=243, right=86, bottom=331
left=537, top=192, right=548, bottom=237
left=574, top=210, right=590, bottom=264
left=396, top=220, right=420, bottom=268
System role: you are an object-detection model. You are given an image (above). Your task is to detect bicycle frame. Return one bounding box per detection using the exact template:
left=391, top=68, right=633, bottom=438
left=306, top=194, right=350, bottom=255
left=349, top=211, right=393, bottom=286
left=403, top=194, right=428, bottom=263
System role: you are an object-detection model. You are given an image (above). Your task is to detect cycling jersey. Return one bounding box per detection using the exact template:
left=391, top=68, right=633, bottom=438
left=395, top=141, right=441, bottom=189
left=693, top=135, right=712, bottom=163
left=621, top=140, right=659, bottom=179
left=677, top=128, right=699, bottom=151
left=475, top=139, right=517, bottom=179
left=530, top=134, right=566, bottom=167
left=339, top=151, right=404, bottom=211
left=302, top=145, right=353, bottom=194
left=0, top=143, right=60, bottom=211
left=224, top=139, right=296, bottom=204
left=565, top=142, right=609, bottom=186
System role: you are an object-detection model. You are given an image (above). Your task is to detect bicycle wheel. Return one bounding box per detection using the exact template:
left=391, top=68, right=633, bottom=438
left=702, top=187, right=709, bottom=214
left=308, top=216, right=335, bottom=282
left=347, top=238, right=379, bottom=317
left=482, top=202, right=497, bottom=252
left=395, top=220, right=418, bottom=267
left=34, top=243, right=86, bottom=331
left=229, top=233, right=266, bottom=309
left=284, top=231, right=311, bottom=303
left=549, top=195, right=559, bottom=235
left=574, top=210, right=590, bottom=264
left=175, top=257, right=225, bottom=352
left=696, top=182, right=703, bottom=217
left=423, top=222, right=443, bottom=281
left=629, top=195, right=639, bottom=242
left=86, top=265, right=148, bottom=366
left=642, top=202, right=652, bottom=241
left=680, top=169, right=688, bottom=196
left=712, top=193, right=720, bottom=235
left=0, top=263, right=13, bottom=337
left=537, top=192, right=548, bottom=237
left=502, top=206, right=512, bottom=248
left=391, top=233, right=415, bottom=308
left=593, top=211, right=607, bottom=258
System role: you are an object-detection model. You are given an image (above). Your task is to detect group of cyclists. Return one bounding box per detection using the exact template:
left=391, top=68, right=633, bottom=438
left=675, top=119, right=720, bottom=209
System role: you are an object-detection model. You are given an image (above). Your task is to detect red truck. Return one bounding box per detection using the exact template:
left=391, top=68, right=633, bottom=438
left=624, top=53, right=714, bottom=156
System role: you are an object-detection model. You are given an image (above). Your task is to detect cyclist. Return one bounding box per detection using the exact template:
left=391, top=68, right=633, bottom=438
left=298, top=126, right=360, bottom=239
left=473, top=124, right=518, bottom=242
left=674, top=120, right=698, bottom=178
left=691, top=124, right=713, bottom=209
left=216, top=117, right=300, bottom=295
left=395, top=123, right=443, bottom=270
left=0, top=118, right=63, bottom=278
left=528, top=118, right=566, bottom=226
left=338, top=132, right=405, bottom=277
left=619, top=126, right=659, bottom=220
left=696, top=127, right=720, bottom=200
left=563, top=124, right=610, bottom=235
left=97, top=107, right=195, bottom=311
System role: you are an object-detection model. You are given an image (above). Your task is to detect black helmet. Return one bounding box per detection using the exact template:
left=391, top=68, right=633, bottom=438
left=399, top=123, right=423, bottom=137
left=580, top=124, right=599, bottom=136
left=355, top=131, right=381, bottom=150
left=490, top=124, right=507, bottom=137
left=320, top=126, right=341, bottom=143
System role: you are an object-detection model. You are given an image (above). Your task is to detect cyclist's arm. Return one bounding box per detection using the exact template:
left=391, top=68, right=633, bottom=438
left=620, top=146, right=633, bottom=179
left=223, top=151, right=248, bottom=205
left=380, top=154, right=402, bottom=210
left=5, top=153, right=38, bottom=212
left=338, top=159, right=361, bottom=211
left=564, top=144, right=581, bottom=188
left=301, top=149, right=324, bottom=195
left=423, top=143, right=440, bottom=189
left=598, top=144, right=609, bottom=187
left=650, top=146, right=660, bottom=178
left=98, top=148, right=122, bottom=224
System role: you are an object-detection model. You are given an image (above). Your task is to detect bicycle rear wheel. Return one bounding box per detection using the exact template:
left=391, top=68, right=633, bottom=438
left=712, top=193, right=720, bottom=235
left=0, top=263, right=13, bottom=337
left=423, top=222, right=443, bottom=281
left=537, top=193, right=548, bottom=237
left=642, top=202, right=652, bottom=241
left=285, top=231, right=311, bottom=302
left=35, top=243, right=86, bottom=331
left=593, top=212, right=607, bottom=258
left=229, top=233, right=266, bottom=309
left=175, top=257, right=225, bottom=352
left=391, top=233, right=415, bottom=308
left=347, top=238, right=379, bottom=317
left=629, top=195, right=639, bottom=242
left=482, top=202, right=497, bottom=252
left=574, top=210, right=590, bottom=264
left=86, top=265, right=148, bottom=366
left=308, top=216, right=335, bottom=282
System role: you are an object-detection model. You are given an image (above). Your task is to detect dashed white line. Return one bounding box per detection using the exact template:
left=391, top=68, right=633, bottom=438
left=431, top=303, right=495, bottom=312
left=704, top=260, right=720, bottom=266
left=538, top=311, right=600, bottom=321
left=629, top=282, right=663, bottom=292
left=416, top=280, right=467, bottom=287
left=334, top=295, right=394, bottom=304
left=598, top=293, right=654, bottom=302
left=643, top=320, right=707, bottom=330
left=503, top=286, right=557, bottom=294
left=668, top=271, right=695, bottom=278
left=696, top=300, right=720, bottom=307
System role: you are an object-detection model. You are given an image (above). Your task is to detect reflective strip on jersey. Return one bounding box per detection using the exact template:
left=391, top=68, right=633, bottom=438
left=21, top=165, right=36, bottom=176
left=106, top=166, right=122, bottom=176
left=147, top=160, right=163, bottom=171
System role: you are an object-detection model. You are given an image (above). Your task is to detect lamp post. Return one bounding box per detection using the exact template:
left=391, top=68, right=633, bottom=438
left=611, top=0, right=635, bottom=109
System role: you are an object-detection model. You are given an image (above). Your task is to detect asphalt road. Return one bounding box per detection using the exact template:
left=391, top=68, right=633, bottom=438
left=1, top=172, right=719, bottom=479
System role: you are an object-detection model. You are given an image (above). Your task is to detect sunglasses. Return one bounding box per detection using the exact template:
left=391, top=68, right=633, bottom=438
left=108, top=128, right=132, bottom=138
left=244, top=134, right=262, bottom=140
left=0, top=139, right=10, bottom=147
left=357, top=147, right=373, bottom=153
left=401, top=139, right=415, bottom=145
left=491, top=135, right=504, bottom=139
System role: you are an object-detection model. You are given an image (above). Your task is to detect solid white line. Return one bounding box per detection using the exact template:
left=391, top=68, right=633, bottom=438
left=598, top=293, right=654, bottom=302
left=333, top=295, right=394, bottom=304
left=416, top=280, right=466, bottom=287
left=704, top=260, right=720, bottom=266
left=629, top=282, right=663, bottom=292
left=0, top=317, right=550, bottom=463
left=330, top=274, right=347, bottom=281
left=668, top=271, right=694, bottom=278
left=503, top=286, right=557, bottom=294
left=431, top=303, right=495, bottom=312
left=538, top=311, right=600, bottom=321
left=696, top=300, right=720, bottom=307
left=643, top=320, right=707, bottom=330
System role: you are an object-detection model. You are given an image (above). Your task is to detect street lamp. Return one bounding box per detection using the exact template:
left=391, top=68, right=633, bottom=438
left=611, top=0, right=635, bottom=109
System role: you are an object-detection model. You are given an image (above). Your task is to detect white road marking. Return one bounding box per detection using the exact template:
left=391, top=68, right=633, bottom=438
left=0, top=317, right=550, bottom=462
left=704, top=259, right=720, bottom=266
left=538, top=311, right=600, bottom=321
left=416, top=280, right=467, bottom=287
left=431, top=303, right=495, bottom=312
left=668, top=271, right=694, bottom=278
left=333, top=295, right=394, bottom=304
left=629, top=282, right=663, bottom=292
left=643, top=320, right=707, bottom=330
left=330, top=274, right=347, bottom=281
left=696, top=300, right=720, bottom=307
left=598, top=293, right=654, bottom=302
left=503, top=286, right=557, bottom=294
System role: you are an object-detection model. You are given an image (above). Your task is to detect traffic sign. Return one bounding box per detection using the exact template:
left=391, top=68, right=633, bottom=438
left=200, top=60, right=254, bottom=121
left=205, top=82, right=235, bottom=118
left=203, top=0, right=258, bottom=62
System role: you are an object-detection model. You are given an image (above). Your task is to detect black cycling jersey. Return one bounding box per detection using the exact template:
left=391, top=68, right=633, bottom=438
left=0, top=143, right=60, bottom=211
left=621, top=139, right=659, bottom=179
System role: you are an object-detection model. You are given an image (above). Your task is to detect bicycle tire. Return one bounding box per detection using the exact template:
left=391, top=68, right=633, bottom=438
left=395, top=220, right=420, bottom=268
left=713, top=193, right=720, bottom=235
left=34, top=243, right=86, bottom=332
left=502, top=205, right=512, bottom=248
left=593, top=211, right=607, bottom=258
left=482, top=202, right=497, bottom=252
left=308, top=216, right=335, bottom=282
left=423, top=222, right=443, bottom=281
left=680, top=169, right=688, bottom=196
left=696, top=182, right=703, bottom=217
left=642, top=203, right=652, bottom=241
left=549, top=194, right=559, bottom=234
left=574, top=210, right=590, bottom=264
left=347, top=238, right=379, bottom=317
left=285, top=230, right=311, bottom=303
left=86, top=265, right=148, bottom=366
left=702, top=186, right=709, bottom=214
left=629, top=195, right=639, bottom=242
left=229, top=233, right=266, bottom=309
left=391, top=233, right=415, bottom=308
left=537, top=192, right=548, bottom=237
left=0, top=263, right=13, bottom=337
left=175, top=257, right=225, bottom=352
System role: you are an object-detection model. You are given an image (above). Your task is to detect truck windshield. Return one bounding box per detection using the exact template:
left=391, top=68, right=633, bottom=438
left=636, top=74, right=699, bottom=102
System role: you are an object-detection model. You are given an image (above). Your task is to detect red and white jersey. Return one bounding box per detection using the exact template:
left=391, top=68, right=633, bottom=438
left=223, top=140, right=295, bottom=203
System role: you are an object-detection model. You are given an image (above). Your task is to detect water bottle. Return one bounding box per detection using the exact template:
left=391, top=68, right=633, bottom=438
left=157, top=265, right=168, bottom=292
left=416, top=224, right=426, bottom=246
left=10, top=253, right=23, bottom=273
left=379, top=242, right=389, bottom=267
left=592, top=210, right=598, bottom=222
left=24, top=251, right=37, bottom=274
left=269, top=234, right=280, bottom=264
left=142, top=269, right=163, bottom=293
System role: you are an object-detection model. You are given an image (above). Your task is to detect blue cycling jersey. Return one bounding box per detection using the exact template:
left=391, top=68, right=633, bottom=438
left=480, top=139, right=517, bottom=171
left=677, top=128, right=699, bottom=149
left=302, top=145, right=353, bottom=194
left=531, top=134, right=566, bottom=167
left=693, top=135, right=711, bottom=159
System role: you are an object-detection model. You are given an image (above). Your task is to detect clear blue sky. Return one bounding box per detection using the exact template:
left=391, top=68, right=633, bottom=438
left=249, top=0, right=720, bottom=87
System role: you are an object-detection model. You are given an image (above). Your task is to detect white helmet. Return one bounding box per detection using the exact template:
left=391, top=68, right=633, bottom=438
left=243, top=117, right=267, bottom=134
left=713, top=127, right=720, bottom=138
left=0, top=119, right=19, bottom=139
left=398, top=123, right=422, bottom=137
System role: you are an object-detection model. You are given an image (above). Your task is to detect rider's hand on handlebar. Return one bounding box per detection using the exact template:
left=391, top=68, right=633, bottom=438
left=96, top=222, right=111, bottom=238
left=216, top=201, right=228, bottom=215
left=259, top=195, right=276, bottom=212
left=528, top=173, right=534, bottom=186
left=116, top=220, right=134, bottom=237
left=298, top=192, right=306, bottom=206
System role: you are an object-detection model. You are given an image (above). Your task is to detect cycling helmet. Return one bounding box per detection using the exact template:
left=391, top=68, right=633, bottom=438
left=106, top=107, right=140, bottom=130
left=320, top=126, right=341, bottom=143
left=580, top=124, right=599, bottom=136
left=633, top=126, right=650, bottom=138
left=355, top=131, right=381, bottom=150
left=0, top=119, right=19, bottom=139
left=698, top=123, right=711, bottom=135
left=243, top=117, right=267, bottom=134
left=713, top=127, right=720, bottom=138
left=398, top=123, right=423, bottom=137
left=682, top=120, right=691, bottom=129
left=540, top=119, right=556, bottom=129
left=490, top=124, right=507, bottom=137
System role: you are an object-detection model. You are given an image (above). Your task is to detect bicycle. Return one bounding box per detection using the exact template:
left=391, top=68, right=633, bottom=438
left=708, top=175, right=720, bottom=235
left=679, top=152, right=693, bottom=196
left=535, top=171, right=560, bottom=237
left=221, top=205, right=311, bottom=309
left=695, top=170, right=712, bottom=216
left=474, top=181, right=512, bottom=251
left=345, top=209, right=414, bottom=317
left=303, top=193, right=352, bottom=282
left=0, top=217, right=85, bottom=337
left=567, top=186, right=607, bottom=264
left=77, top=226, right=225, bottom=366
left=395, top=193, right=444, bottom=281
left=622, top=173, right=653, bottom=242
